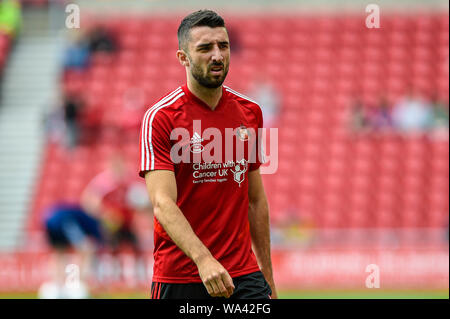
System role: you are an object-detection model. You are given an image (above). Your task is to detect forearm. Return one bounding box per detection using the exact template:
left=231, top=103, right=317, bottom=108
left=154, top=196, right=212, bottom=265
left=248, top=199, right=274, bottom=283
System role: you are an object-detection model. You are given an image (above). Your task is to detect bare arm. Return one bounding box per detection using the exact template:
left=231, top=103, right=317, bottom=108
left=80, top=184, right=103, bottom=217
left=145, top=170, right=234, bottom=298
left=248, top=169, right=277, bottom=298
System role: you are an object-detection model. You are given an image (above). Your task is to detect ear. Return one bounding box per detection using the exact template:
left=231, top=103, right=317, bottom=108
left=176, top=50, right=190, bottom=67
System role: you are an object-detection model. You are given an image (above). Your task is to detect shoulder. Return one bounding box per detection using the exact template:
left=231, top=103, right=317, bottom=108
left=224, top=85, right=262, bottom=118
left=142, top=87, right=187, bottom=124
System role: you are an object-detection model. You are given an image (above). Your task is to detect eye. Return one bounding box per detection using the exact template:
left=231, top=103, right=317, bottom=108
left=198, top=46, right=210, bottom=52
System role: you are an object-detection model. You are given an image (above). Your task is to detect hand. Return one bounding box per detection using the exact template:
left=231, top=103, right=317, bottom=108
left=196, top=256, right=235, bottom=298
left=261, top=270, right=277, bottom=299
left=269, top=283, right=278, bottom=299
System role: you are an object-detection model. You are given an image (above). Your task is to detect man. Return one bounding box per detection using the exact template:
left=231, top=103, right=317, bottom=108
left=39, top=202, right=104, bottom=299
left=81, top=153, right=140, bottom=253
left=140, top=10, right=277, bottom=299
left=81, top=153, right=149, bottom=284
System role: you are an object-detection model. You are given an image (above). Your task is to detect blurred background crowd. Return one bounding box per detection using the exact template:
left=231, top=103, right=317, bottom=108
left=0, top=0, right=448, bottom=298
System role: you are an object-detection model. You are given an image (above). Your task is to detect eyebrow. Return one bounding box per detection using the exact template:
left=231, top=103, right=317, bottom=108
left=196, top=41, right=229, bottom=49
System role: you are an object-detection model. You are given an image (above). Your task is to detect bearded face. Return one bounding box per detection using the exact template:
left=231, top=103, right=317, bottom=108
left=183, top=26, right=231, bottom=89
left=189, top=55, right=229, bottom=88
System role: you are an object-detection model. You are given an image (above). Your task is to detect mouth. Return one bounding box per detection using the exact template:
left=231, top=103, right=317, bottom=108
left=209, top=65, right=224, bottom=75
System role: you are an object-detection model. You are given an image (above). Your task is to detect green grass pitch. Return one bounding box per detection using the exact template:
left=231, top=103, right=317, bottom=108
left=1, top=289, right=448, bottom=299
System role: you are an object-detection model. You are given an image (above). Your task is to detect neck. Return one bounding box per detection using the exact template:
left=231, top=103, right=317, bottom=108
left=187, top=79, right=222, bottom=110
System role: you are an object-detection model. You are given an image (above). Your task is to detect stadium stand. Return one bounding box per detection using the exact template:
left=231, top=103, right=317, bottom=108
left=25, top=14, right=448, bottom=250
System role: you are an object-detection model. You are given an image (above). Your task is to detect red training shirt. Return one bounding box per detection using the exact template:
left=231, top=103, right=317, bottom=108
left=139, top=84, right=265, bottom=283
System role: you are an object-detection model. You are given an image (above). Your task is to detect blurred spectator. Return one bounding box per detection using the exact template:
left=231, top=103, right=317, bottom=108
left=0, top=0, right=22, bottom=38
left=371, top=95, right=394, bottom=131
left=350, top=95, right=394, bottom=134
left=44, top=93, right=82, bottom=148
left=349, top=97, right=369, bottom=133
left=38, top=202, right=105, bottom=299
left=88, top=25, right=117, bottom=54
left=429, top=93, right=449, bottom=140
left=63, top=31, right=90, bottom=71
left=392, top=90, right=433, bottom=133
left=247, top=77, right=280, bottom=127
left=351, top=91, right=441, bottom=135
left=63, top=94, right=84, bottom=149
left=430, top=94, right=449, bottom=129
left=81, top=153, right=149, bottom=283
left=44, top=101, right=64, bottom=144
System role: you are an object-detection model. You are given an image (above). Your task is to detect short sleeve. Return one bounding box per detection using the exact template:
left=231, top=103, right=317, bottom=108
left=249, top=105, right=266, bottom=172
left=139, top=109, right=174, bottom=177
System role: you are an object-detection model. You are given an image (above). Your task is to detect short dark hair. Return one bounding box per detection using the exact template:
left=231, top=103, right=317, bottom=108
left=177, top=10, right=226, bottom=50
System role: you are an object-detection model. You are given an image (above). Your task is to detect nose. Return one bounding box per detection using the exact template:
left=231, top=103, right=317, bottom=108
left=211, top=45, right=224, bottom=63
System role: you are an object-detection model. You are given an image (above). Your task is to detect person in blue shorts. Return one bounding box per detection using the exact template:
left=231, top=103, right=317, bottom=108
left=39, top=202, right=105, bottom=298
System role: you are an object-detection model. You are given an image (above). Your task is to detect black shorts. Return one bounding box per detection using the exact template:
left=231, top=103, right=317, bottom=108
left=46, top=226, right=71, bottom=249
left=151, top=271, right=272, bottom=299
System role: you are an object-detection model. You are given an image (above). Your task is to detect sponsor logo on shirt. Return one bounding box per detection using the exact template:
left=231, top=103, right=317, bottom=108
left=230, top=159, right=248, bottom=187
left=191, top=159, right=248, bottom=186
left=190, top=132, right=204, bottom=153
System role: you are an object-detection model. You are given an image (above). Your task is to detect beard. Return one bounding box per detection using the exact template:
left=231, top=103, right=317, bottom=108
left=190, top=59, right=229, bottom=89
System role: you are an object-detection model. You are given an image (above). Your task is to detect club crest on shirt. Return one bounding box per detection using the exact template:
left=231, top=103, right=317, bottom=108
left=236, top=124, right=249, bottom=142
left=190, top=132, right=204, bottom=153
left=230, top=159, right=248, bottom=187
